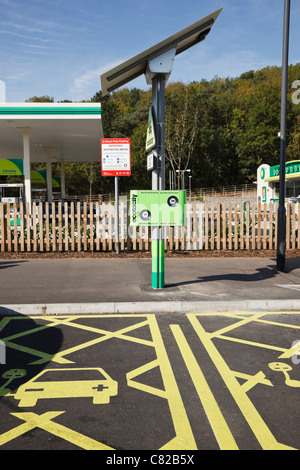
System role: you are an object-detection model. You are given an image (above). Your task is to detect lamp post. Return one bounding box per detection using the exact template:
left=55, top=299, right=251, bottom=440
left=189, top=175, right=192, bottom=201
left=176, top=169, right=191, bottom=190
left=277, top=0, right=291, bottom=272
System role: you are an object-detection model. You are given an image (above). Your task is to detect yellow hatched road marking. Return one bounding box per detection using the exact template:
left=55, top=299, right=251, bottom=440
left=47, top=319, right=154, bottom=365
left=0, top=412, right=114, bottom=450
left=188, top=313, right=296, bottom=450
left=207, top=312, right=265, bottom=338
left=233, top=371, right=273, bottom=393
left=0, top=314, right=197, bottom=450
left=201, top=311, right=300, bottom=360
left=171, top=324, right=238, bottom=450
left=214, top=334, right=287, bottom=353
left=127, top=359, right=167, bottom=398
left=1, top=316, right=154, bottom=365
left=147, top=315, right=197, bottom=450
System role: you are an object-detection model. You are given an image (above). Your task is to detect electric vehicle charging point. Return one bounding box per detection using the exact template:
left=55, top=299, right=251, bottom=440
left=130, top=190, right=186, bottom=227
left=101, top=9, right=222, bottom=288
left=130, top=190, right=186, bottom=288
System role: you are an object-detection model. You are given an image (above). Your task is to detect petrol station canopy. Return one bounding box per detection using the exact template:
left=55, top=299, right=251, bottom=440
left=0, top=102, right=103, bottom=204
left=0, top=102, right=103, bottom=163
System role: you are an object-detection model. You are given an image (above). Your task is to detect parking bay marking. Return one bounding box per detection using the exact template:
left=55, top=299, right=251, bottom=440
left=2, top=313, right=299, bottom=450
left=0, top=314, right=197, bottom=450
left=171, top=324, right=238, bottom=450
left=187, top=312, right=297, bottom=450
left=0, top=412, right=114, bottom=450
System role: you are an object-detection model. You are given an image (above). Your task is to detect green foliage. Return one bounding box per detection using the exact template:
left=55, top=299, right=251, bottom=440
left=27, top=63, right=300, bottom=194
left=26, top=95, right=54, bottom=102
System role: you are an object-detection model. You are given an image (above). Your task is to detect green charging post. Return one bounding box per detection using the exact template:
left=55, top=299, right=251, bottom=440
left=130, top=190, right=186, bottom=288
left=101, top=10, right=221, bottom=287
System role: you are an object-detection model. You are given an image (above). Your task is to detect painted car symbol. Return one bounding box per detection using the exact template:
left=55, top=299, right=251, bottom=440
left=14, top=367, right=118, bottom=407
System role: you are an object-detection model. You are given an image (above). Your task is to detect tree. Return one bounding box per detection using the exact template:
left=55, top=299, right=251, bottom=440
left=26, top=95, right=54, bottom=102
left=165, top=83, right=199, bottom=187
left=22, top=62, right=300, bottom=194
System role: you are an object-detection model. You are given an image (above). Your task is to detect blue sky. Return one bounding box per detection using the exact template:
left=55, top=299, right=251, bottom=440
left=0, top=0, right=300, bottom=102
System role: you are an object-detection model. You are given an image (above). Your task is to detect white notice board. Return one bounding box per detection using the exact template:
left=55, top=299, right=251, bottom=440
left=101, top=138, right=131, bottom=176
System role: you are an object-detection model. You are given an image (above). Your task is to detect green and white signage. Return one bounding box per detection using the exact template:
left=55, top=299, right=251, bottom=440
left=270, top=160, right=300, bottom=178
left=31, top=170, right=61, bottom=188
left=145, top=106, right=156, bottom=152
left=130, top=190, right=186, bottom=289
left=0, top=159, right=23, bottom=176
left=130, top=190, right=186, bottom=227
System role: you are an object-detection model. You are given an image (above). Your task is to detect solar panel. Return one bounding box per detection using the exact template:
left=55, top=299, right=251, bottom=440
left=101, top=8, right=222, bottom=95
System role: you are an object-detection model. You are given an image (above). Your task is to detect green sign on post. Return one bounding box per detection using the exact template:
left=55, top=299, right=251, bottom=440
left=130, top=190, right=186, bottom=288
left=130, top=190, right=186, bottom=226
left=145, top=106, right=156, bottom=153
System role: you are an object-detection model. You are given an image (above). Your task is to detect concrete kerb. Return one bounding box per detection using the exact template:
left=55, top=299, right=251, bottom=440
left=1, top=299, right=300, bottom=315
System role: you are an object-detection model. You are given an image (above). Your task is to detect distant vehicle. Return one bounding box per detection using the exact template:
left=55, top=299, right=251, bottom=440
left=289, top=197, right=300, bottom=204
left=14, top=367, right=118, bottom=407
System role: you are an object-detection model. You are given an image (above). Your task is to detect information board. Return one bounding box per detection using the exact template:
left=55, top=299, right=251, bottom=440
left=101, top=138, right=131, bottom=176
left=130, top=190, right=186, bottom=227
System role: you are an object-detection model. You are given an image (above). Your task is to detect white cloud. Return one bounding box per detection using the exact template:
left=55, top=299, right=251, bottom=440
left=172, top=46, right=278, bottom=84
left=70, top=60, right=126, bottom=99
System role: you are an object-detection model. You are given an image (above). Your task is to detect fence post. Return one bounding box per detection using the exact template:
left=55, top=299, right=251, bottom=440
left=0, top=203, right=8, bottom=252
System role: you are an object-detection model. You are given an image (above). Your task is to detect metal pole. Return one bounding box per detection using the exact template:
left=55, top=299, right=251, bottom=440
left=151, top=77, right=159, bottom=288
left=115, top=176, right=120, bottom=254
left=277, top=0, right=290, bottom=272
left=151, top=74, right=166, bottom=288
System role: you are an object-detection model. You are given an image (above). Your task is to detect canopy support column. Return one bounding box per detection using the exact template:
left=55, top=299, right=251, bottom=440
left=60, top=159, right=66, bottom=200
left=46, top=147, right=53, bottom=204
left=23, top=127, right=31, bottom=209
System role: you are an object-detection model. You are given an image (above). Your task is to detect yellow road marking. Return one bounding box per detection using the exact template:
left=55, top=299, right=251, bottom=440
left=233, top=370, right=273, bottom=392
left=127, top=359, right=167, bottom=398
left=1, top=316, right=155, bottom=365
left=171, top=324, right=238, bottom=450
left=279, top=341, right=300, bottom=359
left=214, top=334, right=287, bottom=353
left=188, top=314, right=296, bottom=450
left=1, top=313, right=299, bottom=450
left=0, top=314, right=197, bottom=450
left=41, top=319, right=154, bottom=364
left=0, top=412, right=114, bottom=450
left=207, top=312, right=264, bottom=338
left=147, top=315, right=197, bottom=450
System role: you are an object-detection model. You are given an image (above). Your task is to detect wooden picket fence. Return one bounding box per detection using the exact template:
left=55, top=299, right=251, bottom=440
left=0, top=201, right=299, bottom=253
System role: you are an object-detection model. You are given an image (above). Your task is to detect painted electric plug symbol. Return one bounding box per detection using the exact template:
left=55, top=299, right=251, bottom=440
left=0, top=369, right=27, bottom=397
left=268, top=362, right=300, bottom=388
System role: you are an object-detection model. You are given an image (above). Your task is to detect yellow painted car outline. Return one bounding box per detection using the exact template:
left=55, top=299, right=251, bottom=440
left=14, top=367, right=118, bottom=407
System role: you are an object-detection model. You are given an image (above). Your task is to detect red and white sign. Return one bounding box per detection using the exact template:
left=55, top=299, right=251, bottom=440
left=101, top=138, right=131, bottom=176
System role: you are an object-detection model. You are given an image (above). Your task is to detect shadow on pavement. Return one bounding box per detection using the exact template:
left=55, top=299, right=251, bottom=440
left=283, top=257, right=300, bottom=273
left=0, top=308, right=63, bottom=409
left=166, top=257, right=300, bottom=288
left=0, top=261, right=28, bottom=270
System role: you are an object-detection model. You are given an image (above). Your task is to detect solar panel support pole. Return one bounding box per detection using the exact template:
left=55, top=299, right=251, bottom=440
left=151, top=74, right=166, bottom=288
left=277, top=0, right=291, bottom=272
left=147, top=48, right=176, bottom=288
left=115, top=175, right=120, bottom=254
